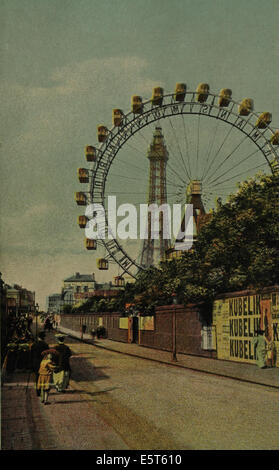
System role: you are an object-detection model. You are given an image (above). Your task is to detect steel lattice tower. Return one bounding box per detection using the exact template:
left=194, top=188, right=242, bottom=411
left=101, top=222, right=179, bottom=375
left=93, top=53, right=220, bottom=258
left=140, top=127, right=170, bottom=268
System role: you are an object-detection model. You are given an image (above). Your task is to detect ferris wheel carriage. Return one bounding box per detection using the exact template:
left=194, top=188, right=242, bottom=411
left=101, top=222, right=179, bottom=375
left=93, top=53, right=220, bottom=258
left=238, top=98, right=254, bottom=116
left=114, top=276, right=125, bottom=287
left=255, top=112, right=272, bottom=129
left=196, top=83, right=210, bottom=103
left=85, top=145, right=97, bottom=162
left=78, top=215, right=88, bottom=228
left=97, top=258, right=109, bottom=270
left=113, top=109, right=124, bottom=127
left=151, top=87, right=164, bottom=106
left=131, top=95, right=143, bottom=114
left=77, top=168, right=89, bottom=183
left=174, top=83, right=187, bottom=102
left=98, top=125, right=108, bottom=143
left=189, top=180, right=202, bottom=195
left=271, top=130, right=279, bottom=145
left=75, top=192, right=87, bottom=206
left=85, top=238, right=97, bottom=250
left=218, top=88, right=232, bottom=107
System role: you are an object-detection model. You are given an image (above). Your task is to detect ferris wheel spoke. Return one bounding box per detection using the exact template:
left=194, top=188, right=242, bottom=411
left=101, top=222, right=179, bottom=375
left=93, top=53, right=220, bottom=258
left=204, top=132, right=250, bottom=184
left=201, top=118, right=221, bottom=180
left=109, top=172, right=146, bottom=181
left=202, top=124, right=234, bottom=181
left=181, top=114, right=192, bottom=180
left=207, top=162, right=269, bottom=189
left=196, top=113, right=201, bottom=178
left=204, top=184, right=239, bottom=192
left=165, top=116, right=192, bottom=181
left=205, top=146, right=261, bottom=187
left=151, top=116, right=188, bottom=178
left=115, top=157, right=147, bottom=174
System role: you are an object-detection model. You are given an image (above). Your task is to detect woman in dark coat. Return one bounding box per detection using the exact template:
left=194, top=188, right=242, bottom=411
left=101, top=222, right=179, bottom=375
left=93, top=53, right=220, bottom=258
left=53, top=334, right=72, bottom=392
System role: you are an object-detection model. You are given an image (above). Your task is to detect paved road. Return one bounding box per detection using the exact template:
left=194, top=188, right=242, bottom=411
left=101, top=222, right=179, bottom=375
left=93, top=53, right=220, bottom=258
left=37, top=333, right=279, bottom=450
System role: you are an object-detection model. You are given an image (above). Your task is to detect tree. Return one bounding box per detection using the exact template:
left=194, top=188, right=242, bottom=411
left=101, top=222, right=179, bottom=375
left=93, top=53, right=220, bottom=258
left=126, top=172, right=279, bottom=307
left=62, top=304, right=73, bottom=314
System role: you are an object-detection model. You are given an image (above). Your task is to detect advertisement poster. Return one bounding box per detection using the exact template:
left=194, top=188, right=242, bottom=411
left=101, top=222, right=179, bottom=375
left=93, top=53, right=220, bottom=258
left=1, top=0, right=279, bottom=454
left=260, top=299, right=272, bottom=342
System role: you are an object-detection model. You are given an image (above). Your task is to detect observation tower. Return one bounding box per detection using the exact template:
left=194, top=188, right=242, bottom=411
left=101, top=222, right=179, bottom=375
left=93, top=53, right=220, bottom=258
left=140, top=127, right=170, bottom=267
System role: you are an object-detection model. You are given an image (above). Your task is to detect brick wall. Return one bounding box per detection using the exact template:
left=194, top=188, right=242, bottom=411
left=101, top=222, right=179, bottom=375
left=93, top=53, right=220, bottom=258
left=140, top=304, right=216, bottom=358
left=59, top=304, right=216, bottom=358
left=60, top=312, right=128, bottom=343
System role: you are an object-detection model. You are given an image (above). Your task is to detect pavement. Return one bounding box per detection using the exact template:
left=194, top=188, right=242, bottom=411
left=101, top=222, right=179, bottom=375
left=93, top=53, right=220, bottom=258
left=1, top=327, right=279, bottom=450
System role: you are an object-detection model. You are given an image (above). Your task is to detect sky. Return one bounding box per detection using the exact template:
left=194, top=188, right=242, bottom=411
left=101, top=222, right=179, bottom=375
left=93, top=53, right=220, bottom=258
left=1, top=0, right=279, bottom=309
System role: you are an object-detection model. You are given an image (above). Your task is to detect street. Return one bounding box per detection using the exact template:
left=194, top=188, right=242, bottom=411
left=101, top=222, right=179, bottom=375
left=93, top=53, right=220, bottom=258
left=30, top=331, right=279, bottom=450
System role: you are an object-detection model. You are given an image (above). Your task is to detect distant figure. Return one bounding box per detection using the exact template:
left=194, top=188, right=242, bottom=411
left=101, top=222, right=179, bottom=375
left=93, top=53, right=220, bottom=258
left=44, top=318, right=52, bottom=331
left=252, top=329, right=267, bottom=369
left=37, top=351, right=57, bottom=404
left=53, top=334, right=72, bottom=392
left=31, top=332, right=49, bottom=396
left=27, top=315, right=33, bottom=330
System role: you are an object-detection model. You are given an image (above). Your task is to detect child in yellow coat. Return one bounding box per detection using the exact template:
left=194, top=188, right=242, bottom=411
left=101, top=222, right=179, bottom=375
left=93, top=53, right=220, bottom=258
left=37, top=351, right=57, bottom=404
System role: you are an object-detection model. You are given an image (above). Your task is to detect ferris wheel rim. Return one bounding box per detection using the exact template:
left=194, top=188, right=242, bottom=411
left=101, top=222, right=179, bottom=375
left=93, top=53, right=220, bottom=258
left=86, top=88, right=279, bottom=278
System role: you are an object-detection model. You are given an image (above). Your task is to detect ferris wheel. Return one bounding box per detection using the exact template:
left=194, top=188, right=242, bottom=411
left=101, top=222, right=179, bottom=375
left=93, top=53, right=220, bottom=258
left=75, top=82, right=279, bottom=280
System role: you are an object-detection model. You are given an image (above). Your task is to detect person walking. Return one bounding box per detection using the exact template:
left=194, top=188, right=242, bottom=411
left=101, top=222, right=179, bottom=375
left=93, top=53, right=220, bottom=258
left=37, top=351, right=57, bottom=404
left=53, top=334, right=72, bottom=392
left=252, top=329, right=268, bottom=369
left=30, top=331, right=49, bottom=396
left=44, top=318, right=52, bottom=331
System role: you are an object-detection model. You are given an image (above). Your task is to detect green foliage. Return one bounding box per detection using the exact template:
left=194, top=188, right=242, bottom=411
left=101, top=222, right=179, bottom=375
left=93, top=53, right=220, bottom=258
left=62, top=304, right=73, bottom=314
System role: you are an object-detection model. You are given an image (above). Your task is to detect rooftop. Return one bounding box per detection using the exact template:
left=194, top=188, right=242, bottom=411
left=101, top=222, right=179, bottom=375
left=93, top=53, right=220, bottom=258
left=64, top=272, right=95, bottom=282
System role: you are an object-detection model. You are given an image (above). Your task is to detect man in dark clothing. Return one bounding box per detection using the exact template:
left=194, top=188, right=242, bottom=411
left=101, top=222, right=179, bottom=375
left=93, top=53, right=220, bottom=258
left=53, top=334, right=72, bottom=392
left=30, top=331, right=49, bottom=396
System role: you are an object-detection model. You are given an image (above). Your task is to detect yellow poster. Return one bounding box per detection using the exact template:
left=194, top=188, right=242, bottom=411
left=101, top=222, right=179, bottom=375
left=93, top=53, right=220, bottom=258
left=139, top=316, right=154, bottom=331
left=213, top=294, right=262, bottom=363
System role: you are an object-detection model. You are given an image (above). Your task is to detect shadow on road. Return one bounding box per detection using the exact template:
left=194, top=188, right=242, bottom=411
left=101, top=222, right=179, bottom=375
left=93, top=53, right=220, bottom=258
left=71, top=356, right=110, bottom=383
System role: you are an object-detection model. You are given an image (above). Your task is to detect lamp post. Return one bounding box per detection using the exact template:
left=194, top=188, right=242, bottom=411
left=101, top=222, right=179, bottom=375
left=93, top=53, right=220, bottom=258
left=172, top=293, right=178, bottom=362
left=35, top=303, right=39, bottom=339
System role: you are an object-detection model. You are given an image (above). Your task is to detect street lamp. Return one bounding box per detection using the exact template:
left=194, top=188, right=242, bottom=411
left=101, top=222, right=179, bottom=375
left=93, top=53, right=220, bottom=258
left=35, top=303, right=39, bottom=339
left=172, top=293, right=178, bottom=362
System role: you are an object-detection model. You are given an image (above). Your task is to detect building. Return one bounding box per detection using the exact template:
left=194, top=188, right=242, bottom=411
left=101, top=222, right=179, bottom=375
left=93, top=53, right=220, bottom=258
left=87, top=281, right=125, bottom=299
left=6, top=284, right=35, bottom=316
left=46, top=293, right=62, bottom=314
left=61, top=272, right=97, bottom=307
left=60, top=272, right=125, bottom=310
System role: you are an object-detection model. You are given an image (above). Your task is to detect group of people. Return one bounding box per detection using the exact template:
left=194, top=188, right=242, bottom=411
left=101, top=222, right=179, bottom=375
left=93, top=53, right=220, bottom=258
left=31, top=332, right=72, bottom=405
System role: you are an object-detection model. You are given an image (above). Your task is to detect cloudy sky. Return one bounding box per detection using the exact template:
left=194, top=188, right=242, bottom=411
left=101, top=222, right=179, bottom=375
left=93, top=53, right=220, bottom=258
left=1, top=0, right=279, bottom=308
